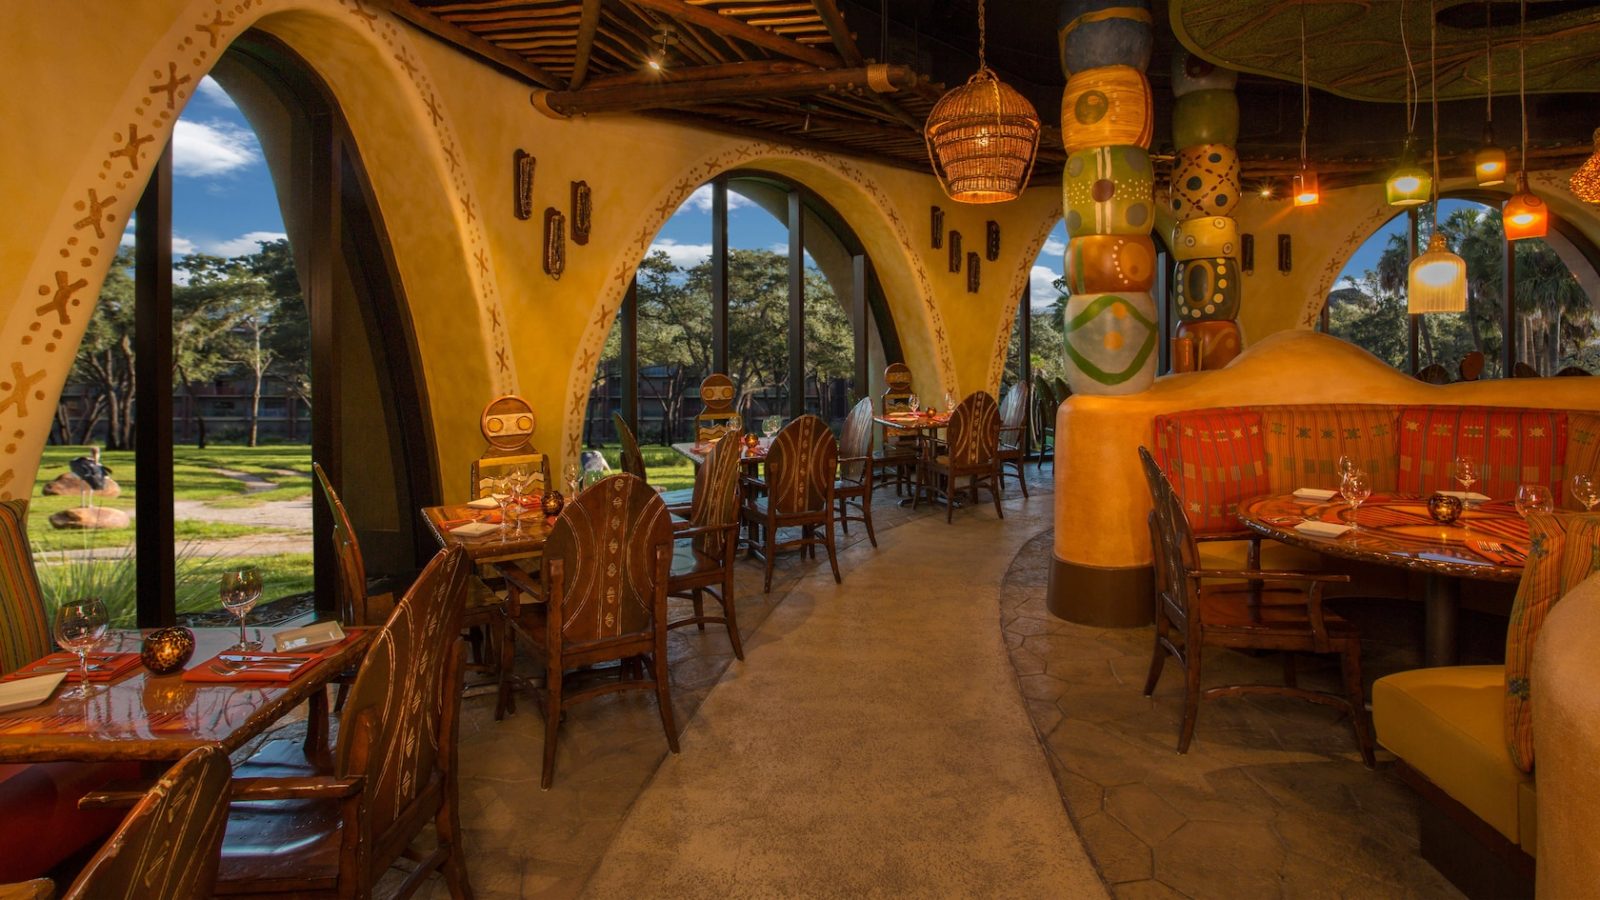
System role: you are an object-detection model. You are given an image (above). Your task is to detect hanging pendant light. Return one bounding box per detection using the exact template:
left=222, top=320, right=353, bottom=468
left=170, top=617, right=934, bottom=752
left=1293, top=0, right=1319, bottom=207
left=1475, top=6, right=1507, bottom=186
left=923, top=0, right=1041, bottom=204
left=1387, top=0, right=1431, bottom=207
left=1571, top=127, right=1600, bottom=204
left=1407, top=0, right=1466, bottom=313
left=1505, top=0, right=1547, bottom=240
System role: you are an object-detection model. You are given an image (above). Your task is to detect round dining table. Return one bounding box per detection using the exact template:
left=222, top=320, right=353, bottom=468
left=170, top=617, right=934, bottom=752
left=1238, top=493, right=1528, bottom=666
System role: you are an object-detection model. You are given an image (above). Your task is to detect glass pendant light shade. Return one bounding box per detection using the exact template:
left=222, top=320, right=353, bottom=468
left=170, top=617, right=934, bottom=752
left=1293, top=167, right=1320, bottom=206
left=1407, top=232, right=1467, bottom=313
left=1386, top=144, right=1431, bottom=206
left=1474, top=125, right=1507, bottom=186
left=1571, top=127, right=1600, bottom=203
left=1504, top=172, right=1548, bottom=240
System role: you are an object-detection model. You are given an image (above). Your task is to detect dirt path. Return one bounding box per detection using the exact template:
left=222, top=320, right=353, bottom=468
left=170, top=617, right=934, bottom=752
left=215, top=468, right=279, bottom=493
left=171, top=497, right=313, bottom=530
left=35, top=533, right=313, bottom=562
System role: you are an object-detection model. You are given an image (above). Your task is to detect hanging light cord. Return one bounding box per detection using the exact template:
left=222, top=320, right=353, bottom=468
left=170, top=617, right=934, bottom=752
left=1484, top=1, right=1493, bottom=124
left=1300, top=0, right=1310, bottom=166
left=1401, top=0, right=1420, bottom=139
left=976, top=0, right=988, bottom=73
left=1518, top=0, right=1529, bottom=171
left=1430, top=0, right=1441, bottom=228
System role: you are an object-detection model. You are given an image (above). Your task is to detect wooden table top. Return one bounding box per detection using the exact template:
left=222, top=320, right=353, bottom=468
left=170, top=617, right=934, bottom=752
left=0, top=627, right=370, bottom=764
left=874, top=413, right=950, bottom=432
left=670, top=440, right=768, bottom=467
left=1238, top=493, right=1527, bottom=584
left=421, top=501, right=551, bottom=564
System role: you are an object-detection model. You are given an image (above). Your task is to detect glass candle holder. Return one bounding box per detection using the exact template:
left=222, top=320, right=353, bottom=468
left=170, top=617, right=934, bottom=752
left=1427, top=493, right=1464, bottom=525
left=140, top=626, right=195, bottom=675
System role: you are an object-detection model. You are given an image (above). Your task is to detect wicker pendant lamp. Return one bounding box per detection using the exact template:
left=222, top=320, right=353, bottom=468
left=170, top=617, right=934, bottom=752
left=1505, top=0, right=1547, bottom=240
left=924, top=0, right=1041, bottom=204
left=1407, top=1, right=1467, bottom=314
left=1571, top=128, right=1600, bottom=204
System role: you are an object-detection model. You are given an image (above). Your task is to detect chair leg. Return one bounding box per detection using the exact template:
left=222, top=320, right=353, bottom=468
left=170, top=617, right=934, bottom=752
left=823, top=510, right=842, bottom=584
left=1018, top=460, right=1029, bottom=499
left=991, top=472, right=1004, bottom=519
left=692, top=589, right=705, bottom=632
left=721, top=580, right=744, bottom=660
left=435, top=763, right=474, bottom=899
left=541, top=668, right=563, bottom=790
left=862, top=492, right=877, bottom=548
left=838, top=498, right=850, bottom=534
left=494, top=611, right=516, bottom=721
left=1177, top=642, right=1203, bottom=754
left=762, top=525, right=776, bottom=593
left=1341, top=644, right=1376, bottom=768
left=1143, top=616, right=1168, bottom=697
left=652, top=652, right=680, bottom=753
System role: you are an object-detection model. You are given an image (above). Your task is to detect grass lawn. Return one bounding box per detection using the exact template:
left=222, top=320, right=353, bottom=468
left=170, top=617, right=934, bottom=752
left=33, top=549, right=315, bottom=626
left=589, top=442, right=696, bottom=492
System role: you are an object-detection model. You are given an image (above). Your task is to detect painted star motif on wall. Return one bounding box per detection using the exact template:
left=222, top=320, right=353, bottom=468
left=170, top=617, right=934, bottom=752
left=149, top=62, right=191, bottom=110
left=73, top=189, right=118, bottom=239
left=110, top=124, right=154, bottom=171
left=0, top=363, right=47, bottom=419
left=36, top=271, right=88, bottom=326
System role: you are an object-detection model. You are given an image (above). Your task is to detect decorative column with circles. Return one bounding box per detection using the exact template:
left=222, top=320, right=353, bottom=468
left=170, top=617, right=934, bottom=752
left=1056, top=0, right=1159, bottom=396
left=1168, top=49, right=1243, bottom=371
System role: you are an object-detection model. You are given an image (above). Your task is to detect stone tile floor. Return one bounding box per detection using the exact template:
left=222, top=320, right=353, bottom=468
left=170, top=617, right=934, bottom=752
left=1000, top=528, right=1469, bottom=900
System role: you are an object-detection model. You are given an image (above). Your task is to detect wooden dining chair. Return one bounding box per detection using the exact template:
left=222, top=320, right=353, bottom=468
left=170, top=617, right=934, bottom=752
left=471, top=394, right=550, bottom=497
left=1512, top=361, right=1541, bottom=378
left=0, top=500, right=52, bottom=675
left=917, top=391, right=1005, bottom=522
left=1458, top=351, right=1485, bottom=381
left=613, top=411, right=647, bottom=480
left=694, top=373, right=741, bottom=443
left=996, top=381, right=1031, bottom=499
left=742, top=414, right=841, bottom=592
left=52, top=745, right=233, bottom=900
left=1032, top=374, right=1056, bottom=472
left=515, top=474, right=678, bottom=788
left=874, top=363, right=919, bottom=495
left=667, top=431, right=745, bottom=658
left=1416, top=363, right=1451, bottom=385
left=835, top=397, right=878, bottom=548
left=213, top=544, right=475, bottom=898
left=1137, top=447, right=1374, bottom=767
left=313, top=463, right=397, bottom=629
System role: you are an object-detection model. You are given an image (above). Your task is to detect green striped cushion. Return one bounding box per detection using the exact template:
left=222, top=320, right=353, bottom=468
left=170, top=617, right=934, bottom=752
left=0, top=500, right=52, bottom=674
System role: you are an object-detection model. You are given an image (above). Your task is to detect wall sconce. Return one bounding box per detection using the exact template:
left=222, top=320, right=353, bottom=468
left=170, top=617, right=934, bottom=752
left=1277, top=234, right=1292, bottom=273
left=1240, top=233, right=1255, bottom=274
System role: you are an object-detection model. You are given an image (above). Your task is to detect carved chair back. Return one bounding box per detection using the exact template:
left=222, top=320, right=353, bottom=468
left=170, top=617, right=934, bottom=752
left=313, top=463, right=373, bottom=627
left=1416, top=363, right=1451, bottom=385
left=1513, top=361, right=1541, bottom=378
left=881, top=363, right=917, bottom=442
left=945, top=392, right=1001, bottom=468
left=691, top=431, right=744, bottom=559
left=472, top=394, right=547, bottom=497
left=839, top=397, right=875, bottom=483
left=64, top=744, right=232, bottom=900
left=613, top=412, right=647, bottom=480
left=695, top=373, right=740, bottom=443
left=1139, top=447, right=1196, bottom=632
left=335, top=545, right=471, bottom=856
left=541, top=474, right=674, bottom=646
left=999, top=382, right=1029, bottom=441
left=1458, top=351, right=1485, bottom=381
left=763, top=415, right=838, bottom=516
left=1032, top=375, right=1057, bottom=446
left=0, top=499, right=51, bottom=674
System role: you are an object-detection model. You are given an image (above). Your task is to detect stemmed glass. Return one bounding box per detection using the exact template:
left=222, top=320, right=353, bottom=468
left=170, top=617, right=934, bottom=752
left=1573, top=474, right=1600, bottom=511
left=907, top=394, right=920, bottom=415
left=1343, top=470, right=1372, bottom=531
left=762, top=415, right=782, bottom=441
left=1453, top=455, right=1478, bottom=496
left=1515, top=483, right=1554, bottom=518
left=563, top=462, right=582, bottom=498
left=491, top=476, right=513, bottom=539
left=1336, top=455, right=1359, bottom=483
left=507, top=469, right=528, bottom=535
left=943, top=391, right=955, bottom=414
left=53, top=598, right=109, bottom=700
left=220, top=567, right=264, bottom=652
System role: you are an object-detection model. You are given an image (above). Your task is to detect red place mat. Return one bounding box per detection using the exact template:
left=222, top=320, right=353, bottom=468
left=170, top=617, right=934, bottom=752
left=182, top=633, right=357, bottom=684
left=4, top=651, right=142, bottom=683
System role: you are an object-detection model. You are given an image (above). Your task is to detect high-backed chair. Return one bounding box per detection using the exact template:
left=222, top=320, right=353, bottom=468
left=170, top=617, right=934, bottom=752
left=471, top=394, right=549, bottom=497
left=53, top=745, right=232, bottom=900
left=0, top=501, right=52, bottom=674
left=1032, top=374, right=1056, bottom=472
left=1416, top=363, right=1452, bottom=385
left=214, top=545, right=474, bottom=898
left=667, top=431, right=745, bottom=658
left=1459, top=351, right=1485, bottom=381
left=613, top=411, right=647, bottom=479
left=520, top=475, right=677, bottom=788
left=694, top=373, right=740, bottom=443
left=997, top=381, right=1030, bottom=498
left=1138, top=447, right=1373, bottom=766
left=918, top=391, right=1005, bottom=523
left=875, top=362, right=919, bottom=494
left=1512, top=361, right=1541, bottom=378
left=1556, top=365, right=1592, bottom=377
left=313, top=463, right=396, bottom=629
left=742, top=415, right=841, bottom=592
left=835, top=397, right=878, bottom=548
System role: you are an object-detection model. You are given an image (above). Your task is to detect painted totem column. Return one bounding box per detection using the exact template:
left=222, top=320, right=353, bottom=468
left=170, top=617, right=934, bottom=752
left=1056, top=0, right=1158, bottom=396
left=1168, top=49, right=1243, bottom=370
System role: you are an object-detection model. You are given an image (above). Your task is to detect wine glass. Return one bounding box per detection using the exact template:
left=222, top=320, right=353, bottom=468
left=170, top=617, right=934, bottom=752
left=491, top=476, right=513, bottom=538
left=1336, top=455, right=1358, bottom=481
left=563, top=462, right=581, bottom=498
left=1343, top=470, right=1372, bottom=531
left=506, top=470, right=527, bottom=535
left=1515, top=483, right=1554, bottom=518
left=1453, top=455, right=1478, bottom=496
left=53, top=598, right=109, bottom=699
left=907, top=393, right=920, bottom=414
left=762, top=415, right=782, bottom=440
left=943, top=391, right=955, bottom=414
left=1573, top=474, right=1600, bottom=511
left=220, top=567, right=264, bottom=652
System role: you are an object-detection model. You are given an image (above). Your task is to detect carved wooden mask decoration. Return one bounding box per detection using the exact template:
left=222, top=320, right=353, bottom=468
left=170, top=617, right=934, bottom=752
left=570, top=180, right=591, bottom=246
left=948, top=231, right=962, bottom=273
left=513, top=149, right=535, bottom=220
left=543, top=208, right=565, bottom=279
left=967, top=252, right=980, bottom=293
left=986, top=220, right=1000, bottom=261
left=931, top=206, right=945, bottom=248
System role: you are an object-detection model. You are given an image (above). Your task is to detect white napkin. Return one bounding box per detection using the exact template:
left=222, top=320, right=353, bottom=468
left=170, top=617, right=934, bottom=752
left=449, top=521, right=499, bottom=538
left=1292, top=487, right=1338, bottom=501
left=1437, top=490, right=1491, bottom=503
left=1295, top=520, right=1353, bottom=538
left=466, top=497, right=499, bottom=509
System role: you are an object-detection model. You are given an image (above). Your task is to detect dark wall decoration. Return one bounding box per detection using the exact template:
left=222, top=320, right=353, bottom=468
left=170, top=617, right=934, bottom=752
left=985, top=221, right=1000, bottom=261
left=967, top=252, right=980, bottom=293
left=931, top=206, right=945, bottom=248
left=543, top=207, right=565, bottom=279
left=570, top=180, right=591, bottom=246
left=948, top=231, right=962, bottom=273
left=513, top=149, right=535, bottom=220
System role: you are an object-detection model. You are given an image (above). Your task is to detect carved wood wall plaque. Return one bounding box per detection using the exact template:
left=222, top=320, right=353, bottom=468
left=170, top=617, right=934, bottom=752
left=967, top=252, right=980, bottom=293
left=543, top=207, right=566, bottom=279
left=931, top=206, right=945, bottom=248
left=985, top=221, right=1000, bottom=261
left=570, top=180, right=591, bottom=246
left=948, top=231, right=962, bottom=273
left=513, top=149, right=535, bottom=220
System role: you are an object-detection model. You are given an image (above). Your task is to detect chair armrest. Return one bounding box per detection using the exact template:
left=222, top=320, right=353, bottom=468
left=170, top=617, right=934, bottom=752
left=838, top=454, right=872, bottom=465
left=77, top=787, right=151, bottom=810
left=1188, top=568, right=1351, bottom=584
left=0, top=879, right=53, bottom=900
left=230, top=775, right=365, bottom=802
left=1194, top=532, right=1259, bottom=543
left=674, top=522, right=737, bottom=540
left=666, top=502, right=694, bottom=516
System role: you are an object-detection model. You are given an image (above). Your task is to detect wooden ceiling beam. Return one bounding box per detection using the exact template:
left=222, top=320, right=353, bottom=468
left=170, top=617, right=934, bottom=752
left=569, top=0, right=604, bottom=88
left=384, top=0, right=565, bottom=89
left=585, top=59, right=821, bottom=89
left=644, top=109, right=930, bottom=173
left=531, top=63, right=919, bottom=116
left=625, top=0, right=841, bottom=68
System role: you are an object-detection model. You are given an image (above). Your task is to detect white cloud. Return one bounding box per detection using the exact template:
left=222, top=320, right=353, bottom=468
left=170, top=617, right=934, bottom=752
left=1031, top=265, right=1063, bottom=305
left=171, top=235, right=197, bottom=255
left=196, top=76, right=237, bottom=110
left=648, top=239, right=712, bottom=269
left=1042, top=237, right=1067, bottom=258
left=172, top=119, right=260, bottom=177
left=201, top=231, right=286, bottom=257
left=682, top=184, right=752, bottom=214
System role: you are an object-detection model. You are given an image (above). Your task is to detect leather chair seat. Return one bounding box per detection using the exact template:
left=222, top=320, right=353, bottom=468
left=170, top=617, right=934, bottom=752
left=216, top=738, right=342, bottom=894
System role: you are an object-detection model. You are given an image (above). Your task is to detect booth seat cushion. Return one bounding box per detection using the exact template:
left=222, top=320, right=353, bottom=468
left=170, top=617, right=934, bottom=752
left=1151, top=407, right=1269, bottom=535
left=1373, top=664, right=1529, bottom=844
left=0, top=761, right=140, bottom=882
left=1564, top=412, right=1600, bottom=511
left=1396, top=405, right=1567, bottom=499
left=1254, top=403, right=1402, bottom=494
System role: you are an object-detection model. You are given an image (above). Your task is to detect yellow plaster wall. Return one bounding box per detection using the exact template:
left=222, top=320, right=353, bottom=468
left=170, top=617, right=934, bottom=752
left=0, top=0, right=1042, bottom=508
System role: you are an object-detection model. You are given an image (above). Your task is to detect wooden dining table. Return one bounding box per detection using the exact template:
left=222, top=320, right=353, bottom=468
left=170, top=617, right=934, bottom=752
left=670, top=438, right=769, bottom=469
left=0, top=626, right=370, bottom=764
left=1238, top=492, right=1527, bottom=666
